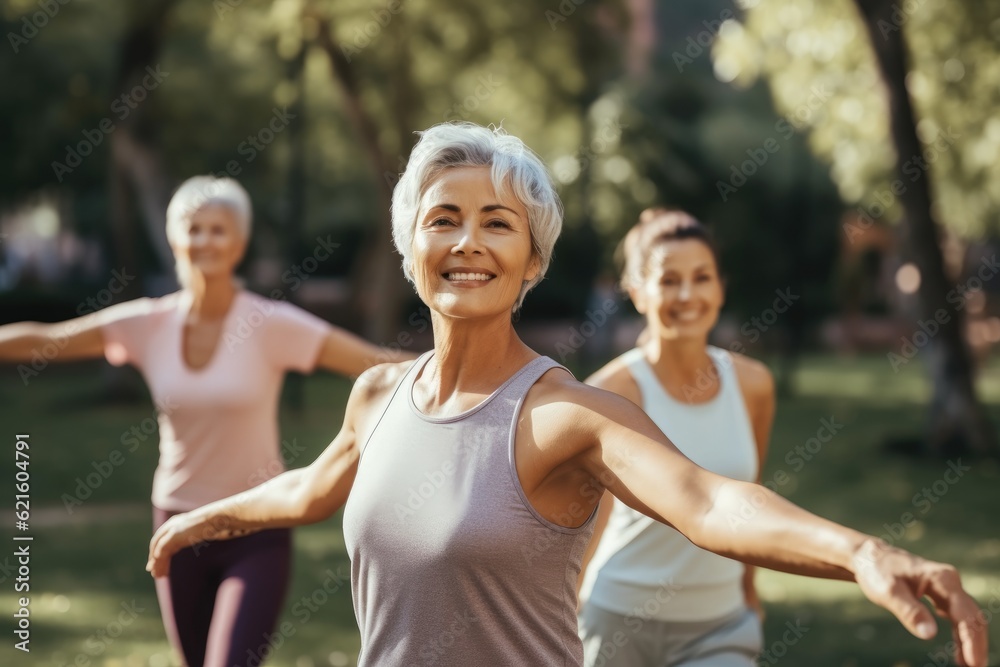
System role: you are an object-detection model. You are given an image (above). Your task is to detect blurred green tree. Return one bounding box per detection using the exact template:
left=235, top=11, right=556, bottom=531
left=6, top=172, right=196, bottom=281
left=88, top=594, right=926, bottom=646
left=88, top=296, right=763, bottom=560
left=0, top=0, right=619, bottom=338
left=715, top=0, right=998, bottom=454
left=567, top=1, right=844, bottom=388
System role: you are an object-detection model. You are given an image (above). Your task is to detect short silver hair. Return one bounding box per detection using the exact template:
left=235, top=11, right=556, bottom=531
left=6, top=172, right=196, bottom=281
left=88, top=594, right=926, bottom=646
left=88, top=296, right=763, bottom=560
left=391, top=122, right=563, bottom=310
left=166, top=176, right=252, bottom=245
left=165, top=176, right=252, bottom=287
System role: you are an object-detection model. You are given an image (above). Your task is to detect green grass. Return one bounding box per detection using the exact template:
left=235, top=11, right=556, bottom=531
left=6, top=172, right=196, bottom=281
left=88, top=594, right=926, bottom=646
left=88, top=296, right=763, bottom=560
left=0, top=355, right=998, bottom=666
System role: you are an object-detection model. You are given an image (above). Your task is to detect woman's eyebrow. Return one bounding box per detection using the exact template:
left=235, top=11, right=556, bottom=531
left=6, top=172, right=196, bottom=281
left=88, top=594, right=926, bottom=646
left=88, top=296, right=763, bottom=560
left=482, top=204, right=519, bottom=215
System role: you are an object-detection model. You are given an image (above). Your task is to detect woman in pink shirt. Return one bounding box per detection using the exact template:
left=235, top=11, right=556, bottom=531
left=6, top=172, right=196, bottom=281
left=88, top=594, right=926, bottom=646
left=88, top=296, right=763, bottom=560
left=0, top=176, right=401, bottom=667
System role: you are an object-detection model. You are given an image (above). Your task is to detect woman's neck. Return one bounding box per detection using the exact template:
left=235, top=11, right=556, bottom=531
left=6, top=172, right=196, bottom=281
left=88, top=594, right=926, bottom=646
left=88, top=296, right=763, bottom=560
left=185, top=275, right=238, bottom=321
left=642, top=332, right=714, bottom=387
left=425, top=311, right=535, bottom=402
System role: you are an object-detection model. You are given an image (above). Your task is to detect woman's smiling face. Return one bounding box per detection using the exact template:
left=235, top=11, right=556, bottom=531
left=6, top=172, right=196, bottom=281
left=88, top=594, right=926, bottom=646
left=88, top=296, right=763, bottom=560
left=411, top=166, right=538, bottom=319
left=169, top=204, right=247, bottom=283
left=635, top=238, right=725, bottom=341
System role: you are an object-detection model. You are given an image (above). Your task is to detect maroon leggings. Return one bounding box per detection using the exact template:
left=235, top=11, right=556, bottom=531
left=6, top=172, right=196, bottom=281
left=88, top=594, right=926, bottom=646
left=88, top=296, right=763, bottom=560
left=153, top=507, right=291, bottom=667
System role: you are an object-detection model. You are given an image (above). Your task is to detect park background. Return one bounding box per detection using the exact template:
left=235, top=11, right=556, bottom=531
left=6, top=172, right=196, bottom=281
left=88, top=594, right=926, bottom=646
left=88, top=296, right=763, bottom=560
left=1, top=0, right=1000, bottom=665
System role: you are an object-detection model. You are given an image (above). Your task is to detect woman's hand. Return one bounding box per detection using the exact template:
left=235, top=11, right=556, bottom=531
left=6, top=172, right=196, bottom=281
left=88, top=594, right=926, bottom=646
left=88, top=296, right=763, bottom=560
left=146, top=513, right=212, bottom=578
left=850, top=539, right=986, bottom=667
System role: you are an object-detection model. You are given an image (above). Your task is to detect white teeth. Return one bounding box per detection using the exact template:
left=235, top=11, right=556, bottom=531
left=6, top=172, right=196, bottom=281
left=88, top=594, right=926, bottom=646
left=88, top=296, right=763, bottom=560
left=447, top=272, right=493, bottom=281
left=672, top=310, right=701, bottom=321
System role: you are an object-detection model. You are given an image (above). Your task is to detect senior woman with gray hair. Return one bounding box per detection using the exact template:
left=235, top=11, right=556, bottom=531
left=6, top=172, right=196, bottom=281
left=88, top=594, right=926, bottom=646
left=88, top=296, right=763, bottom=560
left=147, top=124, right=988, bottom=667
left=0, top=176, right=401, bottom=667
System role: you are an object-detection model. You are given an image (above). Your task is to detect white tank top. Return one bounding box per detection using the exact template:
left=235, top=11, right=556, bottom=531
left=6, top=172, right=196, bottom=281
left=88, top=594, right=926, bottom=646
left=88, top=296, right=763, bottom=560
left=579, top=346, right=759, bottom=621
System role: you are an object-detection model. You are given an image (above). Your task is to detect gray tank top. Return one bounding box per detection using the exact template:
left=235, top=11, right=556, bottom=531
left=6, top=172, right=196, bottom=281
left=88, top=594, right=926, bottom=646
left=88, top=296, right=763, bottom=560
left=343, top=352, right=596, bottom=666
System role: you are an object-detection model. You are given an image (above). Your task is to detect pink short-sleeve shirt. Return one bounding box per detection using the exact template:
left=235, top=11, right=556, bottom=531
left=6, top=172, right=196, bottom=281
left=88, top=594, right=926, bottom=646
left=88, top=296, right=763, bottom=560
left=97, top=291, right=331, bottom=511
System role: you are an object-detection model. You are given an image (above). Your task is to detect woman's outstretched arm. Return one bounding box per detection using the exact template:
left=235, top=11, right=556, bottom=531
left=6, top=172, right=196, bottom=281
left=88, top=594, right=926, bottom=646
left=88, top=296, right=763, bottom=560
left=0, top=315, right=106, bottom=363
left=313, top=325, right=418, bottom=378
left=554, top=382, right=986, bottom=666
left=146, top=362, right=408, bottom=577
left=146, top=420, right=359, bottom=577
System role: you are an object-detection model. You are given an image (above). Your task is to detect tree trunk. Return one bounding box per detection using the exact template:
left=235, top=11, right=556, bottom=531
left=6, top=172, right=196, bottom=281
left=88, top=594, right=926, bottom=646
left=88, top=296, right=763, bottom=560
left=109, top=0, right=179, bottom=288
left=312, top=9, right=410, bottom=344
left=284, top=42, right=308, bottom=409
left=854, top=0, right=996, bottom=456
left=101, top=0, right=177, bottom=401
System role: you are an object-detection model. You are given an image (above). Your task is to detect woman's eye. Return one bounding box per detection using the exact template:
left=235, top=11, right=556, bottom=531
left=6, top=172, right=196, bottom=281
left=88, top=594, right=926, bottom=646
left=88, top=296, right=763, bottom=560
left=431, top=218, right=454, bottom=226
left=487, top=219, right=510, bottom=229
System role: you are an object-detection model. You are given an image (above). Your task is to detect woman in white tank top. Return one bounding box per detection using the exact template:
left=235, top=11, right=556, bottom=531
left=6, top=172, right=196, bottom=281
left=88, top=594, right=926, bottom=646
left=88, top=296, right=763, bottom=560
left=578, top=208, right=773, bottom=666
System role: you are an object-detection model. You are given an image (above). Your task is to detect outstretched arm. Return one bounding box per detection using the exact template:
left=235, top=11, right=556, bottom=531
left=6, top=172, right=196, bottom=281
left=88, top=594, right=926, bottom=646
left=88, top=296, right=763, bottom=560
left=314, top=326, right=418, bottom=378
left=566, top=385, right=986, bottom=666
left=146, top=423, right=358, bottom=577
left=0, top=315, right=106, bottom=363
left=145, top=362, right=402, bottom=577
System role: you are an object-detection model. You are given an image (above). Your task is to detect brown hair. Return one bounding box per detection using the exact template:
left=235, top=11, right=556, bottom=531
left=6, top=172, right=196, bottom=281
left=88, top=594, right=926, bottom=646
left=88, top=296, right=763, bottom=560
left=619, top=208, right=721, bottom=290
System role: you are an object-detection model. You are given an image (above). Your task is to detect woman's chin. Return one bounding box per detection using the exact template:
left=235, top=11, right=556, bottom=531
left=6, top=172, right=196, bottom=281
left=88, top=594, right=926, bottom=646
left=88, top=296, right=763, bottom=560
left=426, top=292, right=515, bottom=321
left=188, top=265, right=234, bottom=282
left=658, top=323, right=713, bottom=342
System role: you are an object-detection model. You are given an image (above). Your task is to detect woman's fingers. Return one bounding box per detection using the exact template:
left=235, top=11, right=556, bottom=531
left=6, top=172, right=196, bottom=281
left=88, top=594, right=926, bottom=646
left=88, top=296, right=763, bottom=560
left=146, top=524, right=172, bottom=577
left=923, top=569, right=989, bottom=667
left=882, top=578, right=938, bottom=640
left=146, top=517, right=186, bottom=578
left=855, top=544, right=988, bottom=667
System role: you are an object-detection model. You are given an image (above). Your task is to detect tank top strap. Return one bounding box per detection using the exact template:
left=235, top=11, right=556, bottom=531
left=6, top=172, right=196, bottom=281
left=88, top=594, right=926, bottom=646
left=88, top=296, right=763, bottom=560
left=357, top=351, right=431, bottom=456
left=491, top=356, right=594, bottom=535
left=496, top=355, right=570, bottom=402
left=402, top=350, right=435, bottom=390
left=706, top=346, right=740, bottom=401
left=620, top=348, right=661, bottom=401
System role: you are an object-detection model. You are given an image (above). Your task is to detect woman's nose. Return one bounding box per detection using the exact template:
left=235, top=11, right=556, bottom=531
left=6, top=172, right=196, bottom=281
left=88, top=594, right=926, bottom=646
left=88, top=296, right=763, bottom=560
left=677, top=281, right=693, bottom=301
left=451, top=223, right=484, bottom=255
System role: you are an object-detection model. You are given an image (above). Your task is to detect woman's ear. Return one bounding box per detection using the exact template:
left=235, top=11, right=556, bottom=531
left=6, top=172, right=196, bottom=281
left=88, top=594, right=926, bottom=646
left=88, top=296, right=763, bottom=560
left=525, top=254, right=541, bottom=283
left=627, top=282, right=646, bottom=315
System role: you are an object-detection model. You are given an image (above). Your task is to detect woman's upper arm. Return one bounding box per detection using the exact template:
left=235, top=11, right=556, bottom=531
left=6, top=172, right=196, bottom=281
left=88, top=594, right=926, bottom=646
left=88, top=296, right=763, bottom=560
left=566, top=384, right=725, bottom=541
left=296, top=423, right=360, bottom=523
left=314, top=326, right=410, bottom=378
left=295, top=361, right=411, bottom=521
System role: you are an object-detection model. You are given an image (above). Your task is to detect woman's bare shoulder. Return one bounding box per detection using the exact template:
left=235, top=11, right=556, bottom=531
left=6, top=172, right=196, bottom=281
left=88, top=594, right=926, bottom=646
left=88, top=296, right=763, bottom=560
left=584, top=353, right=642, bottom=406
left=352, top=360, right=416, bottom=402
left=728, top=352, right=775, bottom=403
left=525, top=362, right=644, bottom=436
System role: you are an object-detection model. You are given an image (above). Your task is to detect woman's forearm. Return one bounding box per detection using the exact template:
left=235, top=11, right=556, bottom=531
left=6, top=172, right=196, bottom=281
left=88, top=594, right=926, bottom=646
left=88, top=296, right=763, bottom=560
left=0, top=320, right=104, bottom=362
left=183, top=430, right=359, bottom=542
left=0, top=323, right=50, bottom=362
left=186, top=468, right=315, bottom=540
left=695, top=478, right=868, bottom=580
left=149, top=428, right=358, bottom=575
